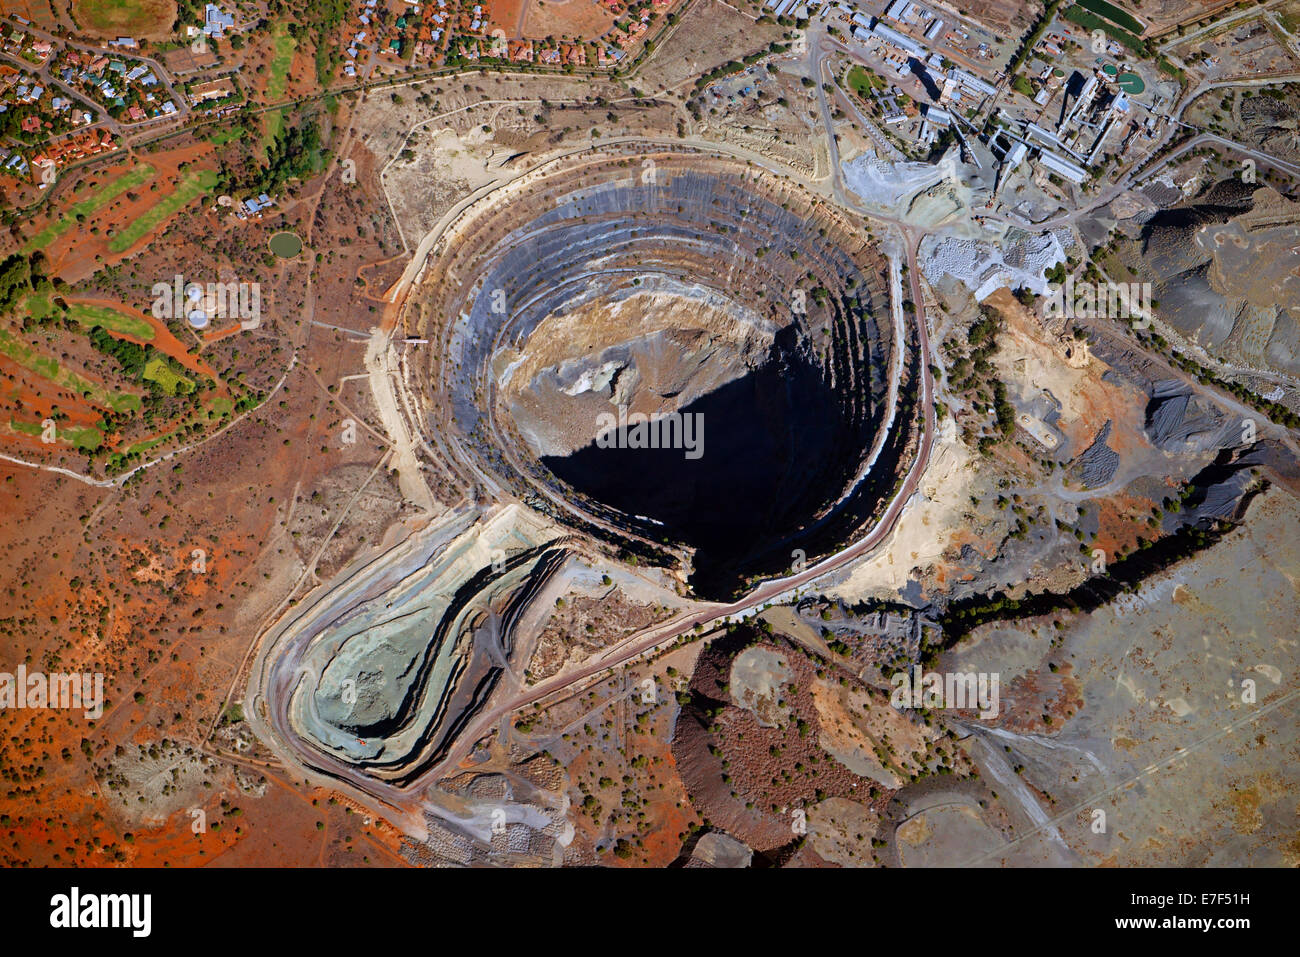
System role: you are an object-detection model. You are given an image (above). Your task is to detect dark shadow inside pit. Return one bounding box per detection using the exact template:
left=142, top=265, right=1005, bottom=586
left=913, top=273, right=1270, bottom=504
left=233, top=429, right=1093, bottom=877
left=542, top=327, right=874, bottom=598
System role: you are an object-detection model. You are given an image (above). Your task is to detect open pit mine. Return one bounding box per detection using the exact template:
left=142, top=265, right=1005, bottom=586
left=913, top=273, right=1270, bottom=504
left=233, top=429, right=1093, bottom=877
left=409, top=148, right=910, bottom=598
left=247, top=147, right=920, bottom=838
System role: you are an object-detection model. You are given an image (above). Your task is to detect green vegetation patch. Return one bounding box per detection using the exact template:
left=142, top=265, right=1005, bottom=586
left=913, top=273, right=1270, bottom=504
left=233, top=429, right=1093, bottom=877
left=205, top=396, right=235, bottom=419
left=67, top=302, right=155, bottom=340
left=58, top=423, right=106, bottom=450
left=1061, top=5, right=1150, bottom=56
left=123, top=431, right=172, bottom=456
left=0, top=328, right=141, bottom=413
left=1076, top=0, right=1144, bottom=34
left=143, top=356, right=194, bottom=395
left=1156, top=57, right=1185, bottom=83
left=108, top=168, right=219, bottom=253
left=261, top=108, right=284, bottom=160
left=24, top=164, right=156, bottom=252
left=21, top=291, right=59, bottom=326
left=846, top=65, right=884, bottom=97
left=267, top=23, right=298, bottom=102
left=7, top=417, right=98, bottom=449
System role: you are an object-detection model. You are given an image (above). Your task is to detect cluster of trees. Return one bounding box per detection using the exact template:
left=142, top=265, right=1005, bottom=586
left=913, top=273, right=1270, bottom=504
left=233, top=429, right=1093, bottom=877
left=86, top=326, right=196, bottom=398
left=0, top=252, right=47, bottom=315
left=260, top=0, right=348, bottom=85
left=87, top=325, right=150, bottom=378
left=0, top=101, right=50, bottom=144
left=931, top=520, right=1228, bottom=653
left=926, top=127, right=957, bottom=162
left=942, top=306, right=1016, bottom=453
left=239, top=119, right=324, bottom=195
left=1161, top=343, right=1300, bottom=429
left=1007, top=0, right=1065, bottom=77
left=692, top=41, right=791, bottom=91
left=169, top=0, right=206, bottom=33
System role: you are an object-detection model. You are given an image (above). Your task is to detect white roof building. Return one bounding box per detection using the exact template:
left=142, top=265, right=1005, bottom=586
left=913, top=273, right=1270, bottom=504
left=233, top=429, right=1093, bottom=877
left=871, top=21, right=924, bottom=57
left=1038, top=149, right=1087, bottom=184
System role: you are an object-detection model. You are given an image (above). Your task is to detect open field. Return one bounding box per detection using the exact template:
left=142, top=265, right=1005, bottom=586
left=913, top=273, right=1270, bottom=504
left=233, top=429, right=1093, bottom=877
left=634, top=0, right=784, bottom=92
left=67, top=302, right=156, bottom=341
left=108, top=168, right=220, bottom=254
left=23, top=164, right=157, bottom=253
left=143, top=356, right=194, bottom=395
left=957, top=0, right=1038, bottom=38
left=520, top=0, right=618, bottom=41
left=0, top=328, right=142, bottom=414
left=267, top=23, right=298, bottom=103
left=73, top=0, right=176, bottom=38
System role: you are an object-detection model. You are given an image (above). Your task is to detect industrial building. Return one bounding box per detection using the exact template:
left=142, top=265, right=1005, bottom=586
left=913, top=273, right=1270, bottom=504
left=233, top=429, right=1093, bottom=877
left=870, top=20, right=925, bottom=57
left=1038, top=150, right=1087, bottom=184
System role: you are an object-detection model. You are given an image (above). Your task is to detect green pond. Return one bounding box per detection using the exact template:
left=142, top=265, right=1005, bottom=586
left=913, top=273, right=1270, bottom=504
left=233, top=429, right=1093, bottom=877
left=269, top=232, right=303, bottom=258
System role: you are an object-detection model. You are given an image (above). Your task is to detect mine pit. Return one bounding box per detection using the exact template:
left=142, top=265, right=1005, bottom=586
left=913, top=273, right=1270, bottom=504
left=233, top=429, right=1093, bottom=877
left=409, top=148, right=904, bottom=597
left=249, top=148, right=914, bottom=817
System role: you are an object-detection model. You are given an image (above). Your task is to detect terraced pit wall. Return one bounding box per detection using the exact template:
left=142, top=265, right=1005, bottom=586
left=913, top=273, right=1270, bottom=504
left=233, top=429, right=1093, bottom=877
left=406, top=147, right=903, bottom=598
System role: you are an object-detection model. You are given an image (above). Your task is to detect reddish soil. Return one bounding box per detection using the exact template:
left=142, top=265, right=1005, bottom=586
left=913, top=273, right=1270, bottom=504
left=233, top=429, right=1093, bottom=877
left=63, top=297, right=226, bottom=385
left=671, top=629, right=886, bottom=858
left=28, top=141, right=218, bottom=283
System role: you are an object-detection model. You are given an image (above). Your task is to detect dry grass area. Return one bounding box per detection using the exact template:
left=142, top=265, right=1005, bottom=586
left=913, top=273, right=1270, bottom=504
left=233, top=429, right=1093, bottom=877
left=510, top=644, right=703, bottom=866
left=1138, top=0, right=1248, bottom=37
left=73, top=0, right=177, bottom=40
left=527, top=587, right=674, bottom=682
left=520, top=0, right=618, bottom=40
left=0, top=333, right=413, bottom=865
left=636, top=0, right=784, bottom=93
left=960, top=0, right=1037, bottom=37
